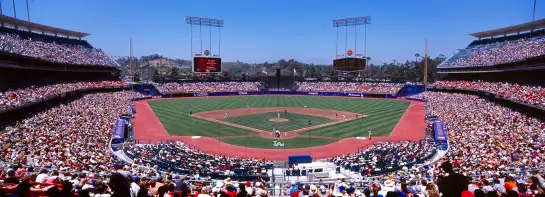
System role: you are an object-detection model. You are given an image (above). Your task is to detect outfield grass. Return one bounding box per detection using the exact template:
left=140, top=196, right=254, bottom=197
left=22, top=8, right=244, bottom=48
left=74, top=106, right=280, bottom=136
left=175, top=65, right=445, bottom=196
left=225, top=112, right=333, bottom=131
left=147, top=96, right=409, bottom=148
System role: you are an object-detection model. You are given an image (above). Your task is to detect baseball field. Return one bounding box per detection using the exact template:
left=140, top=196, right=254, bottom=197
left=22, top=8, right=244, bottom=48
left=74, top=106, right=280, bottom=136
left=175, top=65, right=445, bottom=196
left=145, top=95, right=410, bottom=149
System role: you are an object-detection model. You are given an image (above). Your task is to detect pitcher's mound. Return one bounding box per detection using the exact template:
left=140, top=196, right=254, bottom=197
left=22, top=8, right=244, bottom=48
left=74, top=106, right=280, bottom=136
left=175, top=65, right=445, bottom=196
left=269, top=118, right=289, bottom=122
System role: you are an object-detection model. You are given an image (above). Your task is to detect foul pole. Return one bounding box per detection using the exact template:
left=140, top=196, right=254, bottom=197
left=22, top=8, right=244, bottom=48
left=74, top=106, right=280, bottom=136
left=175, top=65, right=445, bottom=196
left=424, top=39, right=428, bottom=84
left=130, top=38, right=134, bottom=90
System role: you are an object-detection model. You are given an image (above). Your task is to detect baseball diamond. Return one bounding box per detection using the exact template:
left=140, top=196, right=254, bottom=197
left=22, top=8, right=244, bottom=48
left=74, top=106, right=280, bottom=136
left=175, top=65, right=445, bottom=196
left=133, top=95, right=426, bottom=159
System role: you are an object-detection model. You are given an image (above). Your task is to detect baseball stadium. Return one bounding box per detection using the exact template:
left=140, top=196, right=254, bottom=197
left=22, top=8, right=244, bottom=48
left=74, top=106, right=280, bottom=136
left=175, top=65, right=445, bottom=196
left=1, top=1, right=545, bottom=197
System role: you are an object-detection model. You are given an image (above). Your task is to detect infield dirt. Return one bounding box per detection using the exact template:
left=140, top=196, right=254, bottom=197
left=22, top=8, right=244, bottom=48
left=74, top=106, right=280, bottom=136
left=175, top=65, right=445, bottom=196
left=191, top=107, right=367, bottom=139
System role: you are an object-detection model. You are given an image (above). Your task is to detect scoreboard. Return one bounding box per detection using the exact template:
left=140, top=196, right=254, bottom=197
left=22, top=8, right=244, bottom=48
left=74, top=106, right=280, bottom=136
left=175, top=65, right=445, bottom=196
left=333, top=58, right=366, bottom=71
left=193, top=57, right=222, bottom=73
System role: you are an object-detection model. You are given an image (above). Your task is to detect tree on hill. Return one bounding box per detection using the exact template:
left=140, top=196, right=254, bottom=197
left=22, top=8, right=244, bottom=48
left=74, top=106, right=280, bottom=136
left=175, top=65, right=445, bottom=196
left=115, top=53, right=446, bottom=82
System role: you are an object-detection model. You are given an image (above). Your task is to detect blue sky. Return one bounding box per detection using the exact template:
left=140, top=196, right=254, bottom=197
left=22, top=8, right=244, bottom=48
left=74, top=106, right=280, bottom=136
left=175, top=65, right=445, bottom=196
left=4, top=0, right=543, bottom=64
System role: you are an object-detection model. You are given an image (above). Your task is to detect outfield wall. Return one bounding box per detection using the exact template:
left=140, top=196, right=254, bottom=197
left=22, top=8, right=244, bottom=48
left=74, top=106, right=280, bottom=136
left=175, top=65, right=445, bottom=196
left=161, top=91, right=398, bottom=98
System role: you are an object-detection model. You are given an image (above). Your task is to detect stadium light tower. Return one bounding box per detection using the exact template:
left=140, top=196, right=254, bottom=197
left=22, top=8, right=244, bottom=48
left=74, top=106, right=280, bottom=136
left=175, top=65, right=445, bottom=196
left=332, top=16, right=371, bottom=78
left=185, top=16, right=224, bottom=58
left=333, top=16, right=371, bottom=59
left=186, top=16, right=225, bottom=74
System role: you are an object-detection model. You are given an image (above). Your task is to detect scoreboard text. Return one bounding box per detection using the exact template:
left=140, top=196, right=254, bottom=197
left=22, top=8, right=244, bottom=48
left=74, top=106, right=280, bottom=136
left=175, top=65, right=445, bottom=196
left=193, top=57, right=222, bottom=73
left=333, top=58, right=366, bottom=71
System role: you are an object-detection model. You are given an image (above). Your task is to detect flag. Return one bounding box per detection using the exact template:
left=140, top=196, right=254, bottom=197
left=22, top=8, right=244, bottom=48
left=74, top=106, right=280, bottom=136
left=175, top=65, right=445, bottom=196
left=262, top=68, right=268, bottom=75
left=293, top=68, right=297, bottom=75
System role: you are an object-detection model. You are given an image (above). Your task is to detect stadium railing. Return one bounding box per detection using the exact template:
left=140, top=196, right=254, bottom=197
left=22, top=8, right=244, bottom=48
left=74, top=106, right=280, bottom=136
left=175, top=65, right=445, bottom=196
left=130, top=139, right=201, bottom=151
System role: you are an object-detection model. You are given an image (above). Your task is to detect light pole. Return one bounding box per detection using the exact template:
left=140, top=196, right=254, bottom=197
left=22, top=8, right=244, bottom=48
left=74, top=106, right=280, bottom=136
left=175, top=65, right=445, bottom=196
left=25, top=0, right=30, bottom=22
left=533, top=0, right=537, bottom=21
left=332, top=16, right=371, bottom=77
left=11, top=0, right=15, bottom=19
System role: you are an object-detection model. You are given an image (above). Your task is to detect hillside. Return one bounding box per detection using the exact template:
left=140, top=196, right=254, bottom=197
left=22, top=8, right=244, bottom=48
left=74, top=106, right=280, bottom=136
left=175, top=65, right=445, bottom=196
left=114, top=54, right=446, bottom=82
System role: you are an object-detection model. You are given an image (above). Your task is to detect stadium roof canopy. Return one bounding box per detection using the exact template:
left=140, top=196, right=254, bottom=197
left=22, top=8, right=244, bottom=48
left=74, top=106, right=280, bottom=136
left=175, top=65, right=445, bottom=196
left=469, top=18, right=545, bottom=38
left=0, top=14, right=90, bottom=38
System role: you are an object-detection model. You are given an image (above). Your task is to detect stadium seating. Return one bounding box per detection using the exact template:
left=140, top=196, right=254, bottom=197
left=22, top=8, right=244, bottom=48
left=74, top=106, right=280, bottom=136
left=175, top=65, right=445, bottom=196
left=432, top=81, right=545, bottom=108
left=0, top=80, right=127, bottom=111
left=155, top=82, right=260, bottom=93
left=124, top=142, right=270, bottom=177
left=332, top=140, right=436, bottom=177
left=2, top=87, right=545, bottom=196
left=409, top=92, right=545, bottom=181
left=297, top=82, right=403, bottom=94
left=439, top=35, right=545, bottom=68
left=0, top=27, right=116, bottom=67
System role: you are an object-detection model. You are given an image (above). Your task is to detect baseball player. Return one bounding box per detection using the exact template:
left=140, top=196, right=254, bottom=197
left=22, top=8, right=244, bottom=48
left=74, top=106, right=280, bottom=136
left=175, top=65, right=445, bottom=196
left=336, top=113, right=338, bottom=118
left=224, top=112, right=228, bottom=119
left=304, top=105, right=307, bottom=110
left=368, top=129, right=372, bottom=140
left=277, top=111, right=280, bottom=119
left=342, top=114, right=346, bottom=120
left=189, top=110, right=193, bottom=116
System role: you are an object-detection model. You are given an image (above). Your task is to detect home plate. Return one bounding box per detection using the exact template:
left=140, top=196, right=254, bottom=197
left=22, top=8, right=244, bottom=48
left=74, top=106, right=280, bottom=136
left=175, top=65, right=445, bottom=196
left=191, top=136, right=201, bottom=139
left=355, top=137, right=367, bottom=140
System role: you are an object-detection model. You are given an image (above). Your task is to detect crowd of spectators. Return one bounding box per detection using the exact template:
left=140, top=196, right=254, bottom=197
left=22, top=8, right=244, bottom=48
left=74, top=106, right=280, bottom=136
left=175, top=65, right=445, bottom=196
left=0, top=90, right=151, bottom=195
left=297, top=82, right=403, bottom=94
left=156, top=82, right=260, bottom=93
left=439, top=36, right=545, bottom=68
left=409, top=92, right=545, bottom=189
left=124, top=141, right=270, bottom=177
left=0, top=80, right=127, bottom=111
left=332, top=140, right=437, bottom=177
left=4, top=80, right=545, bottom=196
left=0, top=91, right=146, bottom=169
left=0, top=32, right=117, bottom=67
left=431, top=81, right=545, bottom=108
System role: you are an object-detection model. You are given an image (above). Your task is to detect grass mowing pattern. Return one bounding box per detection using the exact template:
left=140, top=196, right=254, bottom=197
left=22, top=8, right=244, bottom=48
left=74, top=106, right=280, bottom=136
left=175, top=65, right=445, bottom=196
left=225, top=112, right=333, bottom=131
left=220, top=137, right=337, bottom=149
left=147, top=96, right=409, bottom=148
